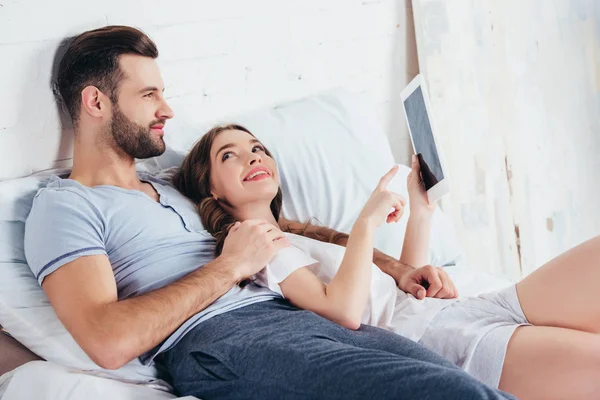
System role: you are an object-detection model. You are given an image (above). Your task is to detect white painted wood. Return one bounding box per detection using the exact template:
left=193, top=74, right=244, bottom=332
left=412, top=0, right=600, bottom=278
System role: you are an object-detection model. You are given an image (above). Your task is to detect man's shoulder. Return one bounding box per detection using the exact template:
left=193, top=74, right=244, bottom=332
left=34, top=176, right=92, bottom=202
left=28, top=176, right=102, bottom=222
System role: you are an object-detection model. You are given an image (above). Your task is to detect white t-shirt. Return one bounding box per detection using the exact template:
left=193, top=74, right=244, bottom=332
left=253, top=244, right=321, bottom=296
left=256, top=233, right=457, bottom=342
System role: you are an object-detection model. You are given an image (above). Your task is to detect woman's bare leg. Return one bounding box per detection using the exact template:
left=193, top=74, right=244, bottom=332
left=499, top=326, right=600, bottom=400
left=516, top=235, right=600, bottom=333
left=497, top=236, right=600, bottom=398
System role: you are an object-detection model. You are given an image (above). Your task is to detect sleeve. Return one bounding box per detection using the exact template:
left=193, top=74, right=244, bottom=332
left=254, top=246, right=321, bottom=296
left=24, top=189, right=108, bottom=285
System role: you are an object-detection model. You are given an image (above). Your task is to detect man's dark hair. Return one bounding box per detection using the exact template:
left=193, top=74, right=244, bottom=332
left=56, top=25, right=158, bottom=126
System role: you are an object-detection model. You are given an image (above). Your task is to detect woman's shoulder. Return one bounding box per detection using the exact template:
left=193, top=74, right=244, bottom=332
left=284, top=232, right=339, bottom=247
left=284, top=232, right=346, bottom=260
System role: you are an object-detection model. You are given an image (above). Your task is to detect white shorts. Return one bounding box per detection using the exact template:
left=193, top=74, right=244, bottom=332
left=417, top=285, right=530, bottom=388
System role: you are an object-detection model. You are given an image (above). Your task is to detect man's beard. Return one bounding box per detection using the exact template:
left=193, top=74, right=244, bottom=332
left=110, top=104, right=166, bottom=159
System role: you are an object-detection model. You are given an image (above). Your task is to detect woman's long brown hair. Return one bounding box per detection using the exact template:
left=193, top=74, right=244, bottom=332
left=172, top=124, right=283, bottom=257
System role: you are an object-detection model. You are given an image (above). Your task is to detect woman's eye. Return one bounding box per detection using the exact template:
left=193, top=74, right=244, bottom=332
left=252, top=145, right=265, bottom=153
left=221, top=151, right=233, bottom=161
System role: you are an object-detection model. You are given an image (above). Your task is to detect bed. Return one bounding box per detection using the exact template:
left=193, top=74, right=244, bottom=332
left=0, top=90, right=514, bottom=399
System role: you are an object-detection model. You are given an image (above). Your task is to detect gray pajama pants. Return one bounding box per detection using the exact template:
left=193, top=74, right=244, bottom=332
left=161, top=298, right=516, bottom=400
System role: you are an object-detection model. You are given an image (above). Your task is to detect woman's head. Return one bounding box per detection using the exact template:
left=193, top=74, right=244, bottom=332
left=174, top=124, right=283, bottom=254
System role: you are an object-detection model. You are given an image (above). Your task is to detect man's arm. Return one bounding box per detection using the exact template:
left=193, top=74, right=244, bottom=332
left=43, top=220, right=288, bottom=371
left=43, top=254, right=243, bottom=370
left=279, top=218, right=414, bottom=285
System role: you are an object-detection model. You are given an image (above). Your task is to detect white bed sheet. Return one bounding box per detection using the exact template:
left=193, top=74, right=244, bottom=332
left=444, top=265, right=515, bottom=298
left=0, top=369, right=14, bottom=398
left=0, top=361, right=198, bottom=400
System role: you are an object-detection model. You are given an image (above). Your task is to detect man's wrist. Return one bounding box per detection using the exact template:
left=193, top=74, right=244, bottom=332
left=372, top=249, right=414, bottom=286
left=205, top=254, right=247, bottom=284
left=394, top=260, right=419, bottom=285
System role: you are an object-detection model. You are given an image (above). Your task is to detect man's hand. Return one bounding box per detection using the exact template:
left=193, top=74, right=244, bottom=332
left=398, top=264, right=459, bottom=300
left=221, top=220, right=290, bottom=282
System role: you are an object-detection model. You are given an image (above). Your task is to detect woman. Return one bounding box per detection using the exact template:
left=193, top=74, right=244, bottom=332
left=174, top=124, right=600, bottom=400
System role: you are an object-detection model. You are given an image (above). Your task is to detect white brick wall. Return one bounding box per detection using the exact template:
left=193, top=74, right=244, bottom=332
left=0, top=0, right=418, bottom=179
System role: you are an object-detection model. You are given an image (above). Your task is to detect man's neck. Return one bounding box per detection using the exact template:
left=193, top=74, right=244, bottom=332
left=69, top=138, right=141, bottom=189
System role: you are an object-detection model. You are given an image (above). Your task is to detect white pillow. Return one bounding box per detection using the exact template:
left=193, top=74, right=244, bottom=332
left=0, top=175, right=168, bottom=386
left=170, top=90, right=462, bottom=264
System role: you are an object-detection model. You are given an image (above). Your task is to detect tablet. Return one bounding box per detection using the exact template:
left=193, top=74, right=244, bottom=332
left=401, top=74, right=450, bottom=204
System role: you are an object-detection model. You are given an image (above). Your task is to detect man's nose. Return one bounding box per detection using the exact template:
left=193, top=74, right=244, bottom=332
left=157, top=97, right=175, bottom=120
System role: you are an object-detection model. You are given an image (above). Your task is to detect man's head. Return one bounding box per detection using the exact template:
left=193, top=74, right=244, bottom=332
left=56, top=25, right=174, bottom=159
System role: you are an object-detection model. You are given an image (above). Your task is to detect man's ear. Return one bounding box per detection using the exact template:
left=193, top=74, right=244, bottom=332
left=81, top=86, right=108, bottom=119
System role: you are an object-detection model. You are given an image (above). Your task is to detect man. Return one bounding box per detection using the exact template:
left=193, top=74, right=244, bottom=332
left=24, top=25, right=514, bottom=399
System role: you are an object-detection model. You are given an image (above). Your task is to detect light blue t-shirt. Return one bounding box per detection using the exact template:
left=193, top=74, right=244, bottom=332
left=23, top=172, right=279, bottom=364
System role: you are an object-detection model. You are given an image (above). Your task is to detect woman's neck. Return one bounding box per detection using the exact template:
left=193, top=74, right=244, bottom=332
left=233, top=201, right=279, bottom=227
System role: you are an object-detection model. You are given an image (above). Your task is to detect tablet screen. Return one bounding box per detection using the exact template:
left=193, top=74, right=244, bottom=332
left=403, top=86, right=444, bottom=190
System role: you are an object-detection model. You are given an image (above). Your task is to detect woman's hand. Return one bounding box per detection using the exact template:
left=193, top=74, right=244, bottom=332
left=357, top=165, right=406, bottom=229
left=407, top=154, right=437, bottom=217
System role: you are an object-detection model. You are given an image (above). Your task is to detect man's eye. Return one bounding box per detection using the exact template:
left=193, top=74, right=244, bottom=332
left=144, top=92, right=154, bottom=98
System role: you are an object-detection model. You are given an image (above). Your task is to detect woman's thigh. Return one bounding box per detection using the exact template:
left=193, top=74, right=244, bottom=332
left=500, top=325, right=600, bottom=400
left=516, top=234, right=600, bottom=333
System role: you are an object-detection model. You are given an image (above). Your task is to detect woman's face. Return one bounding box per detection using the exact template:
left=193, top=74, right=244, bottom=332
left=209, top=129, right=279, bottom=210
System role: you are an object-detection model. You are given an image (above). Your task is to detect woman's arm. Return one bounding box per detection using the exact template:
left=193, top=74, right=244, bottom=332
left=399, top=213, right=433, bottom=269
left=279, top=220, right=375, bottom=330
left=278, top=167, right=405, bottom=329
left=281, top=156, right=458, bottom=300
left=400, top=154, right=437, bottom=268
left=394, top=155, right=458, bottom=299
left=278, top=220, right=413, bottom=285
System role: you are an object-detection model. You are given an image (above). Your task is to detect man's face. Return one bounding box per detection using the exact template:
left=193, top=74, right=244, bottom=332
left=108, top=54, right=174, bottom=159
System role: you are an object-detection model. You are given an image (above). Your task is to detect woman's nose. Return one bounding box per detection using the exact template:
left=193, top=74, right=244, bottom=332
left=248, top=153, right=262, bottom=165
